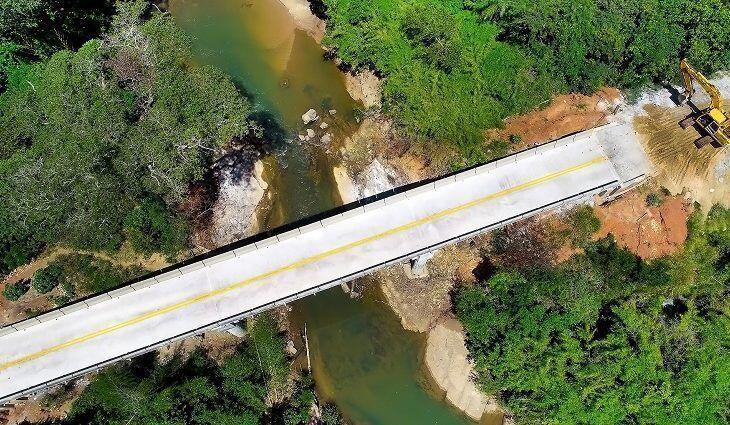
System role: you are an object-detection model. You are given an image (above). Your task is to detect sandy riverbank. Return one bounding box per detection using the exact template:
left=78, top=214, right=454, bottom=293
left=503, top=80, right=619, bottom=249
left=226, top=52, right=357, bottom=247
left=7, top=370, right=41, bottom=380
left=275, top=0, right=325, bottom=42
left=426, top=319, right=503, bottom=422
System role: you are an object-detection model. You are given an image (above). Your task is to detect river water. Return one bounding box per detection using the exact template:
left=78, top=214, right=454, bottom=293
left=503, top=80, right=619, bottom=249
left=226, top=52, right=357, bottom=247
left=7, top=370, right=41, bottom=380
left=170, top=1, right=475, bottom=423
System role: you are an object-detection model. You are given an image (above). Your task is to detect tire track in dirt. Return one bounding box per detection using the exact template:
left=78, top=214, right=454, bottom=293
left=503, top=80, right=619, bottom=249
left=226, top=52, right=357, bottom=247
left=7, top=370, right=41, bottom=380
left=633, top=104, right=728, bottom=208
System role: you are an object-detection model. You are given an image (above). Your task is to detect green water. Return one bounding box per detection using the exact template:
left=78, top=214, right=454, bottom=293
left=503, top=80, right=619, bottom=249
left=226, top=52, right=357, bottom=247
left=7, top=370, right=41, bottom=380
left=171, top=1, right=476, bottom=423
left=296, top=288, right=475, bottom=425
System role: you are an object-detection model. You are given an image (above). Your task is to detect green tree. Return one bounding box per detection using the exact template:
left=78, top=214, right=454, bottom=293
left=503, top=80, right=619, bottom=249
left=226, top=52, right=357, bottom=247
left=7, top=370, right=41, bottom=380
left=323, top=0, right=552, bottom=150
left=124, top=198, right=187, bottom=258
left=0, top=1, right=252, bottom=270
left=322, top=0, right=729, bottom=153
left=32, top=263, right=63, bottom=293
left=57, top=312, right=334, bottom=425
left=0, top=0, right=114, bottom=60
left=0, top=0, right=115, bottom=86
left=2, top=279, right=30, bottom=301
left=455, top=206, right=730, bottom=424
left=476, top=0, right=730, bottom=91
left=277, top=375, right=317, bottom=425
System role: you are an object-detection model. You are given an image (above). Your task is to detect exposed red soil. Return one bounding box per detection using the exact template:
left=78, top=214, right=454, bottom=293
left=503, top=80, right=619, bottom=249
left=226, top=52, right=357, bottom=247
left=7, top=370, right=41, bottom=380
left=595, top=190, right=691, bottom=259
left=487, top=87, right=622, bottom=147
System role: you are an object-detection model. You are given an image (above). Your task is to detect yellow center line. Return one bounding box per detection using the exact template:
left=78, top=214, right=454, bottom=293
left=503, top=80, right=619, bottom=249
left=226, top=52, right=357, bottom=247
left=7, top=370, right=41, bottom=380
left=1, top=156, right=607, bottom=372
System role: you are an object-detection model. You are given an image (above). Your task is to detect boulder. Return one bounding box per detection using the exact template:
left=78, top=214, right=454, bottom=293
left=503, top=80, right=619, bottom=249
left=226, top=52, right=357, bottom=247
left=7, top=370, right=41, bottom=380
left=302, top=108, right=319, bottom=124
left=321, top=132, right=332, bottom=144
left=285, top=340, right=297, bottom=356
left=328, top=109, right=337, bottom=115
left=319, top=122, right=329, bottom=129
left=298, top=134, right=306, bottom=141
left=306, top=128, right=316, bottom=138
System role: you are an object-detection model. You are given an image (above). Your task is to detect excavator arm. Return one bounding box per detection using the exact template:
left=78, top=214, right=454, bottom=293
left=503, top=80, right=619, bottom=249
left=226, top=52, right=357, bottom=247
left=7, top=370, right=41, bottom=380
left=680, top=59, right=724, bottom=111
left=677, top=59, right=729, bottom=148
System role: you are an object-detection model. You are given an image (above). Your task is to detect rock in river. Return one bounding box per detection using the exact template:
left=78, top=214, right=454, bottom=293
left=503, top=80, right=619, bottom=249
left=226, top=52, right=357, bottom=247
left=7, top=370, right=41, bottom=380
left=302, top=108, right=319, bottom=124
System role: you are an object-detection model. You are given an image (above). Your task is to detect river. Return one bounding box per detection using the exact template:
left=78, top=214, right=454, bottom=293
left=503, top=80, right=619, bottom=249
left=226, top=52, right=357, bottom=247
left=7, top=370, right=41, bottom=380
left=170, top=1, right=475, bottom=423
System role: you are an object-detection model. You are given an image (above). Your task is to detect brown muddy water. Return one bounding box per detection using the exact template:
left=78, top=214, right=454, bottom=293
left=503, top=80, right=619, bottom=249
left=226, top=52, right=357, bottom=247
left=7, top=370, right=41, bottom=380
left=171, top=0, right=478, bottom=423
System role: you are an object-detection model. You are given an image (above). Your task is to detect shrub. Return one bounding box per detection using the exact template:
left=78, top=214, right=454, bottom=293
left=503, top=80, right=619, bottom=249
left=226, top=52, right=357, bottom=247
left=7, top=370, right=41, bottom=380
left=320, top=403, right=346, bottom=424
left=3, top=279, right=30, bottom=301
left=646, top=192, right=664, bottom=207
left=53, top=254, right=142, bottom=295
left=247, top=314, right=289, bottom=400
left=32, top=264, right=63, bottom=294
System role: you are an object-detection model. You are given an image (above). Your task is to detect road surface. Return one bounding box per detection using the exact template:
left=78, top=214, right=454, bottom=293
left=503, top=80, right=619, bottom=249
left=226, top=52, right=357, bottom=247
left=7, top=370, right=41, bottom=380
left=0, top=125, right=637, bottom=402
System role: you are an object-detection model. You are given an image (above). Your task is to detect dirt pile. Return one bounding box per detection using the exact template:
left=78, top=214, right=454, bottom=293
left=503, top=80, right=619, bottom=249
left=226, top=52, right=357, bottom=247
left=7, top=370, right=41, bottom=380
left=157, top=330, right=242, bottom=365
left=1, top=381, right=86, bottom=425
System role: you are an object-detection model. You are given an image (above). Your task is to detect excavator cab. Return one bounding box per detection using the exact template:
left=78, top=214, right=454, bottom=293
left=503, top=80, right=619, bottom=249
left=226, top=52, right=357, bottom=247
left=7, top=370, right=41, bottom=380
left=678, top=59, right=729, bottom=148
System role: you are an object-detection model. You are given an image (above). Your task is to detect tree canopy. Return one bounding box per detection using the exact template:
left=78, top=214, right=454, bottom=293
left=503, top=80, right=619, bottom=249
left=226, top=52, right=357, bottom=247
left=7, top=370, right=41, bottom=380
left=55, top=314, right=322, bottom=425
left=0, top=1, right=252, bottom=273
left=477, top=0, right=730, bottom=92
left=323, top=0, right=553, bottom=149
left=322, top=0, right=730, bottom=150
left=455, top=205, right=730, bottom=424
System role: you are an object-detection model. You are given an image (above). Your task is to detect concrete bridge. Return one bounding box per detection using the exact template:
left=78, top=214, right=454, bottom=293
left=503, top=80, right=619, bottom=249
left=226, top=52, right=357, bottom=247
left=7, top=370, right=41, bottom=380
left=0, top=123, right=648, bottom=402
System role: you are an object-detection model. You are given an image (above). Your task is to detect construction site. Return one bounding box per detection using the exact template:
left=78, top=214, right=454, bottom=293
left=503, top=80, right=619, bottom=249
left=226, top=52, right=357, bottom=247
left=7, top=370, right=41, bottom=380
left=0, top=0, right=727, bottom=420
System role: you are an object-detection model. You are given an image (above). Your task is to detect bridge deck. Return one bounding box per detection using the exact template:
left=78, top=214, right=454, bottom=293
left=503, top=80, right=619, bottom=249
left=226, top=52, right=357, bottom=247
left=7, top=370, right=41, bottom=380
left=0, top=129, right=622, bottom=401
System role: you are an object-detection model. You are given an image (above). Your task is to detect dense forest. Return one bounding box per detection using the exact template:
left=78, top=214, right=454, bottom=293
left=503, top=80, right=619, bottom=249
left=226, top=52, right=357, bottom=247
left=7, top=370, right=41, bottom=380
left=456, top=205, right=729, bottom=424
left=321, top=0, right=730, bottom=153
left=0, top=0, right=253, bottom=275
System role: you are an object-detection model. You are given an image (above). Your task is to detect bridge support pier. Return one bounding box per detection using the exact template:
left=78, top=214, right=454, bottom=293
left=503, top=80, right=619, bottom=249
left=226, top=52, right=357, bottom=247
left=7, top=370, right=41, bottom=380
left=406, top=251, right=436, bottom=278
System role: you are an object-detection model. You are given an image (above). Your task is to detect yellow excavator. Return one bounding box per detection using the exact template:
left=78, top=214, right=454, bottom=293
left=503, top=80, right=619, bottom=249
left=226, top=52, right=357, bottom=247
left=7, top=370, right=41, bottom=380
left=678, top=59, right=729, bottom=148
